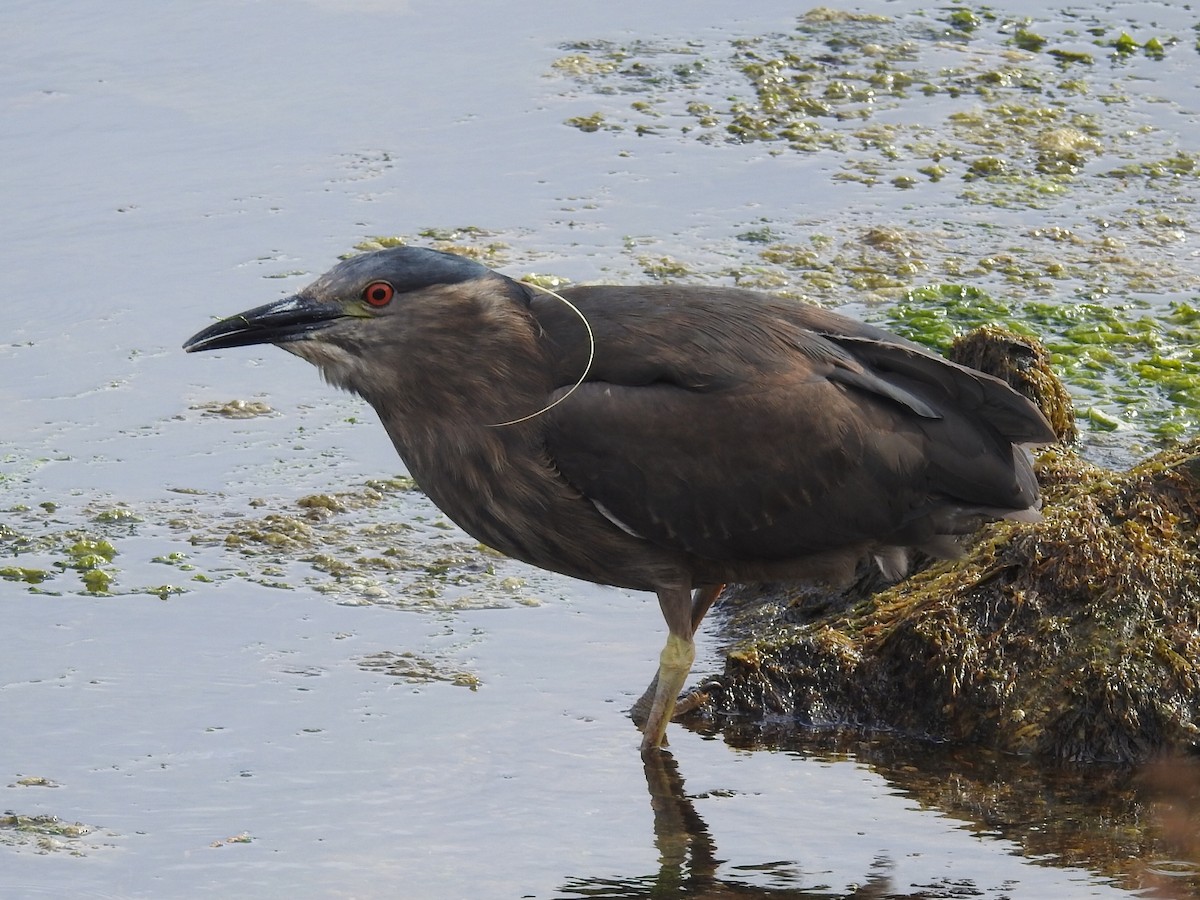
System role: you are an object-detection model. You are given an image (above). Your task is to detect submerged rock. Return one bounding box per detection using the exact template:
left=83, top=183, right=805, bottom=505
left=698, top=329, right=1200, bottom=764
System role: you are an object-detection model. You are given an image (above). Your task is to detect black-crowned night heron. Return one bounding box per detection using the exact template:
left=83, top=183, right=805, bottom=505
left=184, top=246, right=1054, bottom=755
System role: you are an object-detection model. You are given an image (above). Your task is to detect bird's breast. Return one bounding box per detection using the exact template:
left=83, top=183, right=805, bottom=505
left=382, top=418, right=687, bottom=592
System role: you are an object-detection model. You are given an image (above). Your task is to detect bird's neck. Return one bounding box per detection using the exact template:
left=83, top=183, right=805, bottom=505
left=348, top=280, right=552, bottom=489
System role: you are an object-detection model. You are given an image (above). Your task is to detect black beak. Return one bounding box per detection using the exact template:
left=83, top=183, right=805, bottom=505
left=183, top=295, right=346, bottom=353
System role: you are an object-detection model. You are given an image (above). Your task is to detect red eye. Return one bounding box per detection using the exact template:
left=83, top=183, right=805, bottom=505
left=363, top=281, right=395, bottom=307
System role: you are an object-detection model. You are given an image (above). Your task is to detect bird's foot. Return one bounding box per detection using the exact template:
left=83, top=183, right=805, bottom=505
left=630, top=675, right=722, bottom=728
left=670, top=678, right=723, bottom=719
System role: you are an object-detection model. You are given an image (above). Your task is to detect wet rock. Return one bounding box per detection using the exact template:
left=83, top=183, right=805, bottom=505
left=700, top=330, right=1199, bottom=764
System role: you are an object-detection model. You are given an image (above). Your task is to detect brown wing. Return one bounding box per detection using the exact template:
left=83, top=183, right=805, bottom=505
left=532, top=285, right=1052, bottom=562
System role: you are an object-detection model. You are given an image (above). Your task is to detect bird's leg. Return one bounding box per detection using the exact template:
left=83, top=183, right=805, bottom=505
left=639, top=585, right=695, bottom=755
left=638, top=584, right=726, bottom=755
left=689, top=583, right=724, bottom=633
left=631, top=585, right=725, bottom=733
left=669, top=584, right=725, bottom=718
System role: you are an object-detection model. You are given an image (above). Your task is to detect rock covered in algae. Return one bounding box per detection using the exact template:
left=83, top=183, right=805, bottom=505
left=701, top=330, right=1199, bottom=765
left=949, top=325, right=1078, bottom=445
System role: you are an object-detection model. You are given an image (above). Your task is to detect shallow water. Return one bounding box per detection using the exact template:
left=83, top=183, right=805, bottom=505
left=2, top=0, right=1199, bottom=897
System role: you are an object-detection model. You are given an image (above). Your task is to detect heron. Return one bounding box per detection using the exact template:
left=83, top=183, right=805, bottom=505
left=184, top=246, right=1054, bottom=755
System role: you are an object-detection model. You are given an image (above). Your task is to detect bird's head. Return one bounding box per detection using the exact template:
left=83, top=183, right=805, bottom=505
left=183, top=246, right=538, bottom=405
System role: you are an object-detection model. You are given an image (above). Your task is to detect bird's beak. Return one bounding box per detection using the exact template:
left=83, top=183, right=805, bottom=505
left=183, top=294, right=348, bottom=353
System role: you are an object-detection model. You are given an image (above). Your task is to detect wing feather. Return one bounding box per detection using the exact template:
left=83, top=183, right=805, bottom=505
left=529, top=284, right=1053, bottom=564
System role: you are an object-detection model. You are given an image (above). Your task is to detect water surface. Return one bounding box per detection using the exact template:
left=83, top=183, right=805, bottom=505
left=2, top=1, right=1198, bottom=897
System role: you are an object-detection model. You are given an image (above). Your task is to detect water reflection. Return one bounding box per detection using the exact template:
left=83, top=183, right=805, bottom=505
left=728, top=726, right=1200, bottom=898
left=559, top=751, right=896, bottom=899
left=557, top=732, right=1200, bottom=899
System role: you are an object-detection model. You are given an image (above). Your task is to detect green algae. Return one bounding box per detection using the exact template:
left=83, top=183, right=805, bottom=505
left=0, top=566, right=49, bottom=584
left=549, top=53, right=621, bottom=77
left=65, top=539, right=116, bottom=563
left=0, top=469, right=539, bottom=611
left=55, top=538, right=118, bottom=593
left=638, top=255, right=693, bottom=280
left=0, top=812, right=114, bottom=856
left=1047, top=49, right=1095, bottom=66
left=210, top=832, right=253, bottom=847
left=350, top=231, right=510, bottom=266
left=144, top=583, right=186, bottom=600
left=358, top=650, right=481, bottom=690
left=550, top=8, right=1183, bottom=204
left=81, top=569, right=113, bottom=593
left=193, top=399, right=274, bottom=419
left=565, top=112, right=612, bottom=133
left=1012, top=29, right=1049, bottom=52
left=352, top=235, right=406, bottom=250
left=520, top=272, right=574, bottom=290
left=947, top=8, right=982, bottom=33
left=92, top=507, right=141, bottom=525
left=173, top=480, right=541, bottom=610
left=152, top=551, right=195, bottom=570
left=1113, top=32, right=1140, bottom=54
left=880, top=285, right=1200, bottom=441
left=0, top=813, right=90, bottom=839
left=540, top=7, right=1198, bottom=456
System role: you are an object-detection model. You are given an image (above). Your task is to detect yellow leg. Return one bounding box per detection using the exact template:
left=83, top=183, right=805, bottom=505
left=639, top=632, right=695, bottom=756
left=632, top=585, right=725, bottom=750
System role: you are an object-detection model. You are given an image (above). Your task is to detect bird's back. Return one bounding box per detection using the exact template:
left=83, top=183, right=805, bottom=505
left=528, top=284, right=1053, bottom=583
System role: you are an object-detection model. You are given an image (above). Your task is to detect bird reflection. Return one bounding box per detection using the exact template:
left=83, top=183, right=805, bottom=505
left=642, top=751, right=719, bottom=894
left=557, top=751, right=897, bottom=899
